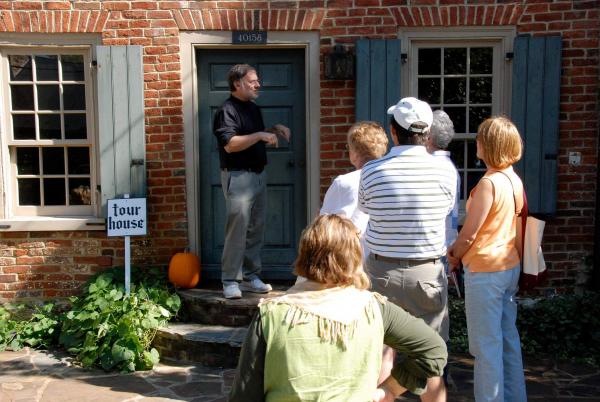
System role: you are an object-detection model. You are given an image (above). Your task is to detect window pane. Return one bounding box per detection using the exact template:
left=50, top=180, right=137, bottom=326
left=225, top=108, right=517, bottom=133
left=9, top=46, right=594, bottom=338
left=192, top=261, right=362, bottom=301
left=467, top=140, right=485, bottom=168
left=39, top=114, right=61, bottom=139
left=68, top=147, right=90, bottom=174
left=444, top=78, right=466, bottom=104
left=42, top=147, right=65, bottom=175
left=418, top=48, right=440, bottom=75
left=444, top=48, right=466, bottom=75
left=470, top=77, right=492, bottom=104
left=69, top=178, right=91, bottom=205
left=35, top=55, right=59, bottom=81
left=445, top=107, right=466, bottom=134
left=469, top=106, right=492, bottom=134
left=37, top=85, right=60, bottom=110
left=467, top=171, right=485, bottom=196
left=63, top=85, right=86, bottom=110
left=12, top=114, right=35, bottom=140
left=470, top=47, right=493, bottom=74
left=43, top=178, right=66, bottom=205
left=16, top=147, right=39, bottom=175
left=62, top=55, right=84, bottom=81
left=11, top=85, right=34, bottom=110
left=447, top=140, right=465, bottom=170
left=18, top=178, right=40, bottom=205
left=418, top=78, right=440, bottom=105
left=9, top=55, right=32, bottom=81
left=64, top=114, right=87, bottom=139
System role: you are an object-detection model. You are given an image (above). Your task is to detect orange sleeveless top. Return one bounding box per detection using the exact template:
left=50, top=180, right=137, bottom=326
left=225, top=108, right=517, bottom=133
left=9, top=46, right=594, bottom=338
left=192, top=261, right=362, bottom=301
left=462, top=168, right=523, bottom=273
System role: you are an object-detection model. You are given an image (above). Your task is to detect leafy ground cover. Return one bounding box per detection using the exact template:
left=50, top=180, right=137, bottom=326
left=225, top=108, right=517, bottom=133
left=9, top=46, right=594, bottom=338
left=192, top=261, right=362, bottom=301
left=449, top=291, right=600, bottom=367
left=0, top=267, right=180, bottom=372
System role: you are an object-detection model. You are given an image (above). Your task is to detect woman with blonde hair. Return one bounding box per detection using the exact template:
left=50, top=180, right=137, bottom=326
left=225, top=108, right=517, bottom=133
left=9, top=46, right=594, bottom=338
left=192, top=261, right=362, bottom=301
left=230, top=214, right=447, bottom=402
left=447, top=116, right=527, bottom=401
left=321, top=122, right=388, bottom=244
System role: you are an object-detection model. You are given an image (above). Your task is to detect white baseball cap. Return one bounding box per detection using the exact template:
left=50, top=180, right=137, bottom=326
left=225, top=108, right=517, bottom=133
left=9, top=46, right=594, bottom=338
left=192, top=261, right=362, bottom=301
left=387, top=97, right=433, bottom=133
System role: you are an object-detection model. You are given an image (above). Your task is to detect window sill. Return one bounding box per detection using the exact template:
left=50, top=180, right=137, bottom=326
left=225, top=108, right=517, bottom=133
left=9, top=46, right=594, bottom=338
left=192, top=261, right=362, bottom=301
left=0, top=216, right=106, bottom=232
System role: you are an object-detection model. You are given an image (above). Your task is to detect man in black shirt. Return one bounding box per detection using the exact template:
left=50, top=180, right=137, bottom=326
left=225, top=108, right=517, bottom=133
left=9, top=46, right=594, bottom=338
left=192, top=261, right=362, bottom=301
left=213, top=64, right=290, bottom=299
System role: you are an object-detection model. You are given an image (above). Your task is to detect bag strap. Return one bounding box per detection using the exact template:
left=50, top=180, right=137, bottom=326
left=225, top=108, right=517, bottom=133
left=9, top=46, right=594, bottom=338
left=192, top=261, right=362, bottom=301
left=497, top=171, right=528, bottom=255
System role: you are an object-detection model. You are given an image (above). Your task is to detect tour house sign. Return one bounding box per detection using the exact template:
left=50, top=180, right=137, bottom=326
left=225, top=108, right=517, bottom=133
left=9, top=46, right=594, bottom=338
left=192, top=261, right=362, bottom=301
left=107, top=195, right=147, bottom=295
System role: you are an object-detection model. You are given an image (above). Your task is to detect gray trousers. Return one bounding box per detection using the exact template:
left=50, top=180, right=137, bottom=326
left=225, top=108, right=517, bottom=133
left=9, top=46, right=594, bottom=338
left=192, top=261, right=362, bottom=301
left=220, top=170, right=266, bottom=285
left=367, top=254, right=449, bottom=341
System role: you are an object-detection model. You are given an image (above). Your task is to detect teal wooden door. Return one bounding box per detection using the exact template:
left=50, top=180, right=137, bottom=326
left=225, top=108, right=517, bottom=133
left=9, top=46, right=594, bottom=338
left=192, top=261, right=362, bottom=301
left=197, top=48, right=306, bottom=280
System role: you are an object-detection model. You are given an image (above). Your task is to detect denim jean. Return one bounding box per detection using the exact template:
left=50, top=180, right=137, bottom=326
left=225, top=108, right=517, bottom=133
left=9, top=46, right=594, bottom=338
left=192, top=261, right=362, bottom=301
left=464, top=265, right=527, bottom=402
left=220, top=170, right=266, bottom=285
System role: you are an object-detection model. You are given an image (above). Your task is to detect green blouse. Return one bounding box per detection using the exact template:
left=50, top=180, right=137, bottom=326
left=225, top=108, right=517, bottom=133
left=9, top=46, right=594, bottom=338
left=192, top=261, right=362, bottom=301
left=230, top=297, right=447, bottom=401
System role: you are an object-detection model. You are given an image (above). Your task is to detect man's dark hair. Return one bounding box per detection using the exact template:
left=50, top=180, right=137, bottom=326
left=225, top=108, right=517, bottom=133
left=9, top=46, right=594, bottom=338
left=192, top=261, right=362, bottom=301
left=228, top=64, right=256, bottom=91
left=390, top=117, right=429, bottom=146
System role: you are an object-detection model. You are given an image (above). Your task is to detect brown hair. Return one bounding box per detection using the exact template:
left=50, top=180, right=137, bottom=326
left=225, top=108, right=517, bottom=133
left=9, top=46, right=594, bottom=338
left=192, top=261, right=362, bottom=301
left=293, top=214, right=370, bottom=289
left=227, top=64, right=255, bottom=91
left=477, top=116, right=523, bottom=169
left=348, top=121, right=389, bottom=163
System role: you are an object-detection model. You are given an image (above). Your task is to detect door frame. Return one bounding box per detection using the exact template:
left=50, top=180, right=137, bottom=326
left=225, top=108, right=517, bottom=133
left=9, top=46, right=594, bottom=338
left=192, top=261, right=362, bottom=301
left=180, top=31, right=321, bottom=255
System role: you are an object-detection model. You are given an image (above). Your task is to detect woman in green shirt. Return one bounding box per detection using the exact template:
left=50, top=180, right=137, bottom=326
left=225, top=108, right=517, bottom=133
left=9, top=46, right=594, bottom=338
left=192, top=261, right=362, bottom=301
left=230, top=214, right=447, bottom=401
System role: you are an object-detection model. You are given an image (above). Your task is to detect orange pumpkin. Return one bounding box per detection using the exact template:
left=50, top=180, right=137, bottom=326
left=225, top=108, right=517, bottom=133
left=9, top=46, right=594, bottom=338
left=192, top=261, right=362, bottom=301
left=168, top=249, right=201, bottom=288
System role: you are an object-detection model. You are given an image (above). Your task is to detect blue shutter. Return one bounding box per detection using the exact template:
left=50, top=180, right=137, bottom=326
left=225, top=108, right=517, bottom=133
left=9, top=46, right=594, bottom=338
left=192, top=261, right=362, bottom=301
left=511, top=35, right=561, bottom=215
left=355, top=39, right=401, bottom=133
left=97, top=46, right=146, bottom=216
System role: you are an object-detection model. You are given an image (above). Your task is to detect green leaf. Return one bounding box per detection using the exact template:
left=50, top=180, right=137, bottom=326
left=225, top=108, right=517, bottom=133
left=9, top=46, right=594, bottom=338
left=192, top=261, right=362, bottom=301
left=111, top=343, right=134, bottom=363
left=158, top=306, right=170, bottom=318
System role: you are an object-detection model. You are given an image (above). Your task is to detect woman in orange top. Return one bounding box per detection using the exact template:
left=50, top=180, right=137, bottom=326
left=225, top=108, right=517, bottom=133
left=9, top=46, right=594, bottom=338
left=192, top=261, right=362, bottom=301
left=447, top=117, right=527, bottom=402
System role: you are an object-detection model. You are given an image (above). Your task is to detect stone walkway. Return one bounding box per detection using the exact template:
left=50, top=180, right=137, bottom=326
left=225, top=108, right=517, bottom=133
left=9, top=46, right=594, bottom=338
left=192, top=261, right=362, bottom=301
left=2, top=348, right=600, bottom=401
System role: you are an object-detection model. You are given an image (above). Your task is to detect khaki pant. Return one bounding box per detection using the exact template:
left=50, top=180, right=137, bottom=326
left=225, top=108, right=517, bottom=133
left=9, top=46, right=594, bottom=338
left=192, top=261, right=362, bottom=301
left=367, top=254, right=449, bottom=341
left=220, top=170, right=266, bottom=284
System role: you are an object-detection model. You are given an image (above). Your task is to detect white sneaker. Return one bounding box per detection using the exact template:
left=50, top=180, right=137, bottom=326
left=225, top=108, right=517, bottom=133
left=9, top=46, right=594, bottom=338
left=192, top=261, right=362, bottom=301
left=240, top=278, right=272, bottom=293
left=223, top=283, right=242, bottom=299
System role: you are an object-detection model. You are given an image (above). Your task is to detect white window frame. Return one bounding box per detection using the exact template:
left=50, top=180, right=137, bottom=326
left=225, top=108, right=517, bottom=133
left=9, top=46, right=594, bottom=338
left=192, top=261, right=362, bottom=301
left=399, top=28, right=515, bottom=219
left=0, top=34, right=104, bottom=231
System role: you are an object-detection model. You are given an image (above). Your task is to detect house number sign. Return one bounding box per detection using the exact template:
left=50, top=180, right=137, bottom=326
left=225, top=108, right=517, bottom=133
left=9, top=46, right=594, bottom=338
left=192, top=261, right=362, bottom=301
left=232, top=30, right=267, bottom=45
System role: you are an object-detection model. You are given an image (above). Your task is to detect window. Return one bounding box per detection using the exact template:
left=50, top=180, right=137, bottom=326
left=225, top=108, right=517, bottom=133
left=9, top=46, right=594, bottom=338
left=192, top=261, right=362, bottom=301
left=415, top=45, right=492, bottom=200
left=402, top=29, right=513, bottom=205
left=1, top=49, right=95, bottom=218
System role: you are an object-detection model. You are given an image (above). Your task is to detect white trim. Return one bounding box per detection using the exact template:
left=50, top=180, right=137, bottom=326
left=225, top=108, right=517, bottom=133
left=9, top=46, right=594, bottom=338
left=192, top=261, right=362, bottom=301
left=399, top=27, right=515, bottom=117
left=399, top=28, right=515, bottom=219
left=0, top=216, right=105, bottom=231
left=180, top=31, right=320, bottom=255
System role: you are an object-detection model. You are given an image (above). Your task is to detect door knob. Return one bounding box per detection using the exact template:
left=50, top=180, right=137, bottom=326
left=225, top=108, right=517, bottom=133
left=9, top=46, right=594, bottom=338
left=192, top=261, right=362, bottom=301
left=288, top=159, right=295, bottom=167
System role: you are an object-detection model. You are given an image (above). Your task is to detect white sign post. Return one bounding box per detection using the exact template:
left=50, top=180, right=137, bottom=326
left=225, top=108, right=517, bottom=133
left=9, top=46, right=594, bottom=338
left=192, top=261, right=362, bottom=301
left=107, top=195, right=147, bottom=296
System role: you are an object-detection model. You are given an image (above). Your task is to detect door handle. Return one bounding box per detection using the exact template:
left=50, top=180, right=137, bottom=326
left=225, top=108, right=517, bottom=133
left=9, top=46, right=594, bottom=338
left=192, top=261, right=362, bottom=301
left=288, top=159, right=295, bottom=167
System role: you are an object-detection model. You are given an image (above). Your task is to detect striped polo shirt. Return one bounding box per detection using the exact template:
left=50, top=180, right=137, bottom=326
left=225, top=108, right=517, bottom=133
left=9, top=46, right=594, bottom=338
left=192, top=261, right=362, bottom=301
left=358, top=145, right=457, bottom=259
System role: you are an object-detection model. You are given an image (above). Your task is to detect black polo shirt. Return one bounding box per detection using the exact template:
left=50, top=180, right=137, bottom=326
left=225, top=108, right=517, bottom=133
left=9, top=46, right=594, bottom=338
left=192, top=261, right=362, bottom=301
left=213, top=96, right=267, bottom=171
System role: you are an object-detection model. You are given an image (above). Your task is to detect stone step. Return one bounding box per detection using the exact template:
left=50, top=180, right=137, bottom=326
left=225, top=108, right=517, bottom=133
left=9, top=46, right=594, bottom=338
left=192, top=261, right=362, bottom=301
left=153, top=322, right=247, bottom=368
left=177, top=287, right=287, bottom=327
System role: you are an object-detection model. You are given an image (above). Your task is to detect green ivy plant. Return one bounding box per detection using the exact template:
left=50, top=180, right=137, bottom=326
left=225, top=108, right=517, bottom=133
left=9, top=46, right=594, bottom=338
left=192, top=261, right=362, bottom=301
left=0, top=303, right=60, bottom=351
left=449, top=291, right=600, bottom=367
left=0, top=267, right=181, bottom=373
left=59, top=269, right=181, bottom=372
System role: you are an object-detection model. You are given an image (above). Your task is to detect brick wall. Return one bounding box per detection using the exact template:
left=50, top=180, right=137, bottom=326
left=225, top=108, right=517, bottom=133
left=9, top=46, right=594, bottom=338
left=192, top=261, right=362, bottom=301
left=0, top=0, right=597, bottom=301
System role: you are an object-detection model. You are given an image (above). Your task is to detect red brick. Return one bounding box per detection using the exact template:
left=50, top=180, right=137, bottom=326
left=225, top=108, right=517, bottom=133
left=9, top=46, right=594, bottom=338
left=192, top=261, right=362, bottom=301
left=16, top=256, right=44, bottom=264
left=14, top=2, right=43, bottom=10
left=102, top=2, right=130, bottom=11
left=131, top=1, right=157, bottom=9
left=0, top=274, right=17, bottom=282
left=45, top=2, right=71, bottom=10
left=524, top=3, right=549, bottom=13
left=534, top=12, right=564, bottom=22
